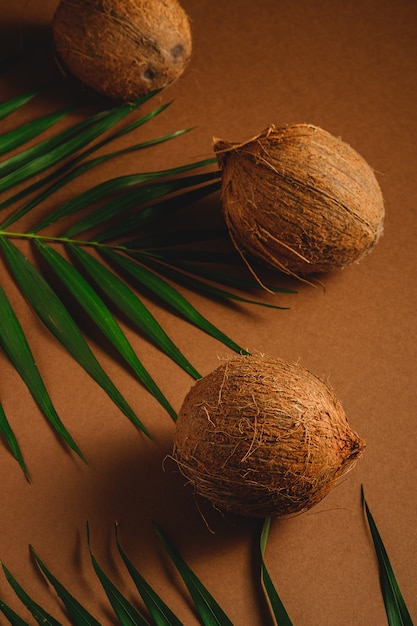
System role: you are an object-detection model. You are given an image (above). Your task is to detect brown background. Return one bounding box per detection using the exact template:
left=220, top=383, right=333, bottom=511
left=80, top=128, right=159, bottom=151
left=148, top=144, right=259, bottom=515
left=1, top=1, right=416, bottom=625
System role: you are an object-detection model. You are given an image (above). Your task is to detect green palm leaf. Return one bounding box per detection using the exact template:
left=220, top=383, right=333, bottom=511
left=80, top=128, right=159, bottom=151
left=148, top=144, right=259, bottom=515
left=0, top=86, right=293, bottom=474
left=35, top=240, right=176, bottom=420
left=260, top=518, right=293, bottom=626
left=2, top=103, right=191, bottom=231
left=30, top=547, right=102, bottom=626
left=133, top=252, right=289, bottom=310
left=1, top=488, right=409, bottom=626
left=31, top=159, right=216, bottom=238
left=1, top=563, right=62, bottom=626
left=0, top=599, right=31, bottom=626
left=102, top=248, right=248, bottom=355
left=0, top=110, right=105, bottom=196
left=66, top=243, right=200, bottom=380
left=361, top=487, right=413, bottom=626
left=115, top=525, right=183, bottom=626
left=0, top=107, right=71, bottom=158
left=0, top=100, right=142, bottom=195
left=63, top=171, right=218, bottom=240
left=153, top=523, right=234, bottom=626
left=0, top=89, right=37, bottom=122
left=87, top=525, right=150, bottom=626
left=98, top=179, right=221, bottom=244
left=0, top=237, right=149, bottom=438
left=0, top=401, right=29, bottom=480
left=0, top=282, right=84, bottom=460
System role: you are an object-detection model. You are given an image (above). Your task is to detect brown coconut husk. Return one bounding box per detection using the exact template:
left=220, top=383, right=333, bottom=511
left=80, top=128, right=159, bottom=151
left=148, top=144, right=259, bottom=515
left=172, top=354, right=364, bottom=518
left=52, top=0, right=192, bottom=102
left=213, top=124, right=385, bottom=277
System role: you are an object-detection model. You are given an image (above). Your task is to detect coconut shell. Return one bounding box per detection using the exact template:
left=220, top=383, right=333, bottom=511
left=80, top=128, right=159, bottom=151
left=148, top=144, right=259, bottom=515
left=214, top=124, right=385, bottom=276
left=52, top=0, right=192, bottom=102
left=173, top=354, right=364, bottom=518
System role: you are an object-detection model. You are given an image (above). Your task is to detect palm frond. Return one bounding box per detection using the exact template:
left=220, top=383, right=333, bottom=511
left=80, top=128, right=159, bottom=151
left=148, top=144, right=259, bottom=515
left=0, top=107, right=71, bottom=158
left=99, top=178, right=222, bottom=243
left=361, top=487, right=413, bottom=626
left=34, top=240, right=176, bottom=420
left=0, top=280, right=85, bottom=461
left=101, top=248, right=248, bottom=355
left=1, top=522, right=237, bottom=626
left=0, top=236, right=149, bottom=440
left=1, top=102, right=191, bottom=230
left=65, top=244, right=200, bottom=380
left=0, top=99, right=148, bottom=196
left=115, top=525, right=183, bottom=626
left=131, top=252, right=290, bottom=310
left=0, top=86, right=293, bottom=475
left=0, top=489, right=407, bottom=626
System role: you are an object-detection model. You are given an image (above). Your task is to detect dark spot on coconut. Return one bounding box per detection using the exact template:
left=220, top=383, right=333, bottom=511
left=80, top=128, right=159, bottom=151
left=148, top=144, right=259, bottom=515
left=170, top=43, right=184, bottom=59
left=143, top=68, right=155, bottom=81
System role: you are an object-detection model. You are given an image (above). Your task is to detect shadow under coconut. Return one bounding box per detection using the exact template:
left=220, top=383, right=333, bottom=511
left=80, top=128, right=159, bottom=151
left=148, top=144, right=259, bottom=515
left=0, top=21, right=59, bottom=88
left=79, top=426, right=277, bottom=623
left=0, top=19, right=126, bottom=113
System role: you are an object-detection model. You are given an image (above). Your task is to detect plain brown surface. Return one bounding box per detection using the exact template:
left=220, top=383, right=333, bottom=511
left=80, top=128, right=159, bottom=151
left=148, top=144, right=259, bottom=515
left=1, top=1, right=416, bottom=625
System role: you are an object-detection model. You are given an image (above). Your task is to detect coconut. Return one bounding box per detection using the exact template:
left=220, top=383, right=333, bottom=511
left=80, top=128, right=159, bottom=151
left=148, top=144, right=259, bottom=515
left=213, top=124, right=385, bottom=277
left=52, top=0, right=192, bottom=102
left=172, top=354, right=364, bottom=518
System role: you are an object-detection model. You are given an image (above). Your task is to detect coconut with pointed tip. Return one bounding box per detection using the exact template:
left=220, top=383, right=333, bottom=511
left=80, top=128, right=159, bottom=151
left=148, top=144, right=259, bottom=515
left=214, top=124, right=385, bottom=277
left=52, top=0, right=192, bottom=102
left=173, top=354, right=364, bottom=518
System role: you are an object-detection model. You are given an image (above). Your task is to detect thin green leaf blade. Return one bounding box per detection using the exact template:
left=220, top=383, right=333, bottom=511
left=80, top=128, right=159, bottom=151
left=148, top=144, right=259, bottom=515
left=0, top=281, right=84, bottom=460
left=30, top=547, right=102, bottom=626
left=0, top=401, right=30, bottom=480
left=0, top=99, right=142, bottom=194
left=3, top=99, right=182, bottom=231
left=115, top=525, right=183, bottom=626
left=361, top=487, right=413, bottom=626
left=27, top=129, right=190, bottom=234
left=1, top=563, right=62, bottom=626
left=0, top=111, right=105, bottom=192
left=87, top=526, right=150, bottom=626
left=0, top=237, right=149, bottom=437
left=260, top=518, right=293, bottom=626
left=64, top=171, right=219, bottom=240
left=38, top=158, right=216, bottom=233
left=97, top=179, right=221, bottom=244
left=102, top=249, right=248, bottom=356
left=137, top=253, right=289, bottom=310
left=68, top=244, right=200, bottom=380
left=0, top=90, right=37, bottom=121
left=153, top=523, right=234, bottom=626
left=35, top=241, right=175, bottom=420
left=0, top=599, right=31, bottom=626
left=0, top=108, right=70, bottom=158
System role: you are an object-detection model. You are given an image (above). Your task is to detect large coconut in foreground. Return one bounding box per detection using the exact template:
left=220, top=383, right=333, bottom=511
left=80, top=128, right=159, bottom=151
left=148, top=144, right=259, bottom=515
left=52, top=0, right=192, bottom=102
left=214, top=124, right=385, bottom=277
left=173, top=354, right=364, bottom=518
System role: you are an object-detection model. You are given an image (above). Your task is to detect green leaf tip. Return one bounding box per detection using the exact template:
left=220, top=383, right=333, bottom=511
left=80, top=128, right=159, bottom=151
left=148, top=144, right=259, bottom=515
left=361, top=485, right=414, bottom=626
left=259, top=517, right=293, bottom=626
